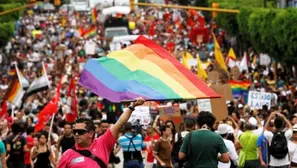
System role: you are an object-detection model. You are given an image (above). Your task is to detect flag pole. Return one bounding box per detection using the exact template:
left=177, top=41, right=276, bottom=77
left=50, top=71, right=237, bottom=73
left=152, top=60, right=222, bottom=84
left=11, top=104, right=15, bottom=119
left=48, top=113, right=55, bottom=144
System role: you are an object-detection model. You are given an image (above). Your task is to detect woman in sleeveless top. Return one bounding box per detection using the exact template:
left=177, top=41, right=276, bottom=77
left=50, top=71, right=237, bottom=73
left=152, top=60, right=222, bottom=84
left=30, top=131, right=57, bottom=168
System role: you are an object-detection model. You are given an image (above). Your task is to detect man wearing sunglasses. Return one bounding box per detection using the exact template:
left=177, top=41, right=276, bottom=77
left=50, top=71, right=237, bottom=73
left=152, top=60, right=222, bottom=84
left=58, top=97, right=145, bottom=168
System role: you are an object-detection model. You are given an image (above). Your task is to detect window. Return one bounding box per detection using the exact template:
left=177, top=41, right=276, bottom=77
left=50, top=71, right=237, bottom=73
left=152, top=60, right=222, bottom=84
left=105, top=27, right=129, bottom=38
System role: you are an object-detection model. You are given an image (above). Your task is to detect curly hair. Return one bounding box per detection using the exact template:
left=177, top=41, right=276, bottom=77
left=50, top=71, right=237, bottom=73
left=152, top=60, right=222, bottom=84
left=196, top=111, right=216, bottom=129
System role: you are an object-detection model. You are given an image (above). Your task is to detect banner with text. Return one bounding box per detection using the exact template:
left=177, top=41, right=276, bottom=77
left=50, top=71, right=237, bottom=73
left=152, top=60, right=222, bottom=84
left=197, top=99, right=212, bottom=112
left=247, top=91, right=272, bottom=110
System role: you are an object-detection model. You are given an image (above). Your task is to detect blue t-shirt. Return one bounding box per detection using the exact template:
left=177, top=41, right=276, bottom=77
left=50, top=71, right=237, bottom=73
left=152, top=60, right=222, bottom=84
left=257, top=134, right=268, bottom=163
left=118, top=133, right=146, bottom=152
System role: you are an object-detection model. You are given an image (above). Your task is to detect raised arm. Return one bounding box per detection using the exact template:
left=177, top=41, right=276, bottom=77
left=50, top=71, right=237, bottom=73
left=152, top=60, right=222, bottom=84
left=252, top=109, right=263, bottom=128
left=153, top=115, right=161, bottom=135
left=110, top=98, right=145, bottom=138
left=228, top=116, right=239, bottom=132
left=55, top=135, right=63, bottom=162
left=264, top=112, right=276, bottom=131
left=278, top=112, right=292, bottom=130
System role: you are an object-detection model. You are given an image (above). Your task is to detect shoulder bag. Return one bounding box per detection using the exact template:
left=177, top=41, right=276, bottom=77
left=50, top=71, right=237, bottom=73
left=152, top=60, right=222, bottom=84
left=71, top=146, right=107, bottom=168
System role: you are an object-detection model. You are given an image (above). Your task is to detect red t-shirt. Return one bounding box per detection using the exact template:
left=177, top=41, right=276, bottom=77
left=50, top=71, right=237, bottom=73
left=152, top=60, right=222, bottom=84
left=145, top=134, right=160, bottom=163
left=25, top=136, right=34, bottom=165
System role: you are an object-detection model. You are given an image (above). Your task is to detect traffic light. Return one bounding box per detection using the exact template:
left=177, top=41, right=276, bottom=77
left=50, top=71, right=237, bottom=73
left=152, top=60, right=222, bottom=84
left=212, top=2, right=219, bottom=18
left=54, top=0, right=61, bottom=6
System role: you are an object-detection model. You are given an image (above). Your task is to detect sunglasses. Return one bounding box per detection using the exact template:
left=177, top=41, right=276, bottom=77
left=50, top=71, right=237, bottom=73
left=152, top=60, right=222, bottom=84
left=73, top=129, right=89, bottom=135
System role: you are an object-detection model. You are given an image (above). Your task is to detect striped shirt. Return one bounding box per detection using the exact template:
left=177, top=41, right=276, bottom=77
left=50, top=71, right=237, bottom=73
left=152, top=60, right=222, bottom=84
left=118, top=133, right=146, bottom=152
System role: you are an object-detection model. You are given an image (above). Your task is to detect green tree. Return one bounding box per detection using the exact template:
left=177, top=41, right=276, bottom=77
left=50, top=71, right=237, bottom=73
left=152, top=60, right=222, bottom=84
left=0, top=3, right=23, bottom=22
left=272, top=9, right=297, bottom=65
left=195, top=0, right=211, bottom=21
left=0, top=22, right=15, bottom=47
left=195, top=0, right=209, bottom=7
left=0, top=1, right=24, bottom=48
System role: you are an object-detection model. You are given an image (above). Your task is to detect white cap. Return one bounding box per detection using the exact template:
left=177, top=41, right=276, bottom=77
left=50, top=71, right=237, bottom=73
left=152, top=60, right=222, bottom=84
left=216, top=124, right=232, bottom=135
left=248, top=117, right=257, bottom=127
left=238, top=104, right=243, bottom=108
left=293, top=124, right=297, bottom=132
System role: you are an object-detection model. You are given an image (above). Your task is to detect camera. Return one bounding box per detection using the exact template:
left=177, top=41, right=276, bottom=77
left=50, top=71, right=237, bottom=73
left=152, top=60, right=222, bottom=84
left=132, top=119, right=144, bottom=139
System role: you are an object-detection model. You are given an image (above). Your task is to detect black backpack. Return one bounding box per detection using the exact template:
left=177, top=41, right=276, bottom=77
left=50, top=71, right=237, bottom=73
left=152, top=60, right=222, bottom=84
left=269, top=131, right=288, bottom=159
left=173, top=132, right=185, bottom=162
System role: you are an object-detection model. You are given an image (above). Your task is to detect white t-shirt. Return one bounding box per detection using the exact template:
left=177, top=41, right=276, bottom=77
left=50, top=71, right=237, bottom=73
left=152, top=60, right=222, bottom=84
left=218, top=139, right=238, bottom=168
left=289, top=141, right=297, bottom=163
left=253, top=127, right=264, bottom=136
left=174, top=131, right=190, bottom=143
left=264, top=129, right=293, bottom=166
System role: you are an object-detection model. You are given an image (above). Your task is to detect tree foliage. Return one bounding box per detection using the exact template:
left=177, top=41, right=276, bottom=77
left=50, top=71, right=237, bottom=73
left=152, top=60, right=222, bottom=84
left=211, top=0, right=297, bottom=65
left=0, top=2, right=23, bottom=48
left=0, top=22, right=15, bottom=47
left=208, top=0, right=275, bottom=8
left=0, top=0, right=25, bottom=4
left=194, top=0, right=211, bottom=22
left=0, top=3, right=23, bottom=22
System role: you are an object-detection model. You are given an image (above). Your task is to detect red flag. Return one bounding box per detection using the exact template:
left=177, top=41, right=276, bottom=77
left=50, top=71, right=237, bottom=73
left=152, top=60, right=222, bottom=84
left=197, top=13, right=205, bottom=28
left=35, top=78, right=62, bottom=132
left=65, top=78, right=78, bottom=123
left=149, top=22, right=155, bottom=37
left=0, top=101, right=7, bottom=121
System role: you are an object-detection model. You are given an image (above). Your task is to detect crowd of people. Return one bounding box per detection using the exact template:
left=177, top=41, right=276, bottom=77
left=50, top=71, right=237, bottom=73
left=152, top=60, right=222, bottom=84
left=0, top=1, right=297, bottom=168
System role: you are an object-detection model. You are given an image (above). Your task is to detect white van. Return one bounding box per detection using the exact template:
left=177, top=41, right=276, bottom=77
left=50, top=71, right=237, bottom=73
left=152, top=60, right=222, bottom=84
left=70, top=0, right=90, bottom=12
left=70, top=0, right=136, bottom=12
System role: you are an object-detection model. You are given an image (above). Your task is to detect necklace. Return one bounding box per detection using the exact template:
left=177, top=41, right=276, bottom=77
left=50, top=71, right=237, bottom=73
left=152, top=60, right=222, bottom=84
left=161, top=137, right=170, bottom=141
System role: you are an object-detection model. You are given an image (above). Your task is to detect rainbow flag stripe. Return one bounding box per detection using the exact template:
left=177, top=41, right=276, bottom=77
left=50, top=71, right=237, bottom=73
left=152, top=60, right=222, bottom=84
left=79, top=36, right=219, bottom=102
left=83, top=26, right=97, bottom=39
left=91, top=8, right=97, bottom=24
left=4, top=76, right=25, bottom=107
left=229, top=80, right=251, bottom=98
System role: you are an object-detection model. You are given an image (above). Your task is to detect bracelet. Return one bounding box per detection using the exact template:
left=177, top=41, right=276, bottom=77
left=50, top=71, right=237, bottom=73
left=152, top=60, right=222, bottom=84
left=128, top=105, right=135, bottom=111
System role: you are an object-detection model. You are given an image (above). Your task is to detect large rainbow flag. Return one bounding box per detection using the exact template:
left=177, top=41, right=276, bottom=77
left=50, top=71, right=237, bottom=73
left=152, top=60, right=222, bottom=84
left=229, top=80, right=251, bottom=98
left=79, top=36, right=219, bottom=102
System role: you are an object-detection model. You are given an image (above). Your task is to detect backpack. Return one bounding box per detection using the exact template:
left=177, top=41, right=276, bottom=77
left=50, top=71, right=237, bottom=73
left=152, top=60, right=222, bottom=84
left=173, top=132, right=185, bottom=162
left=269, top=131, right=288, bottom=159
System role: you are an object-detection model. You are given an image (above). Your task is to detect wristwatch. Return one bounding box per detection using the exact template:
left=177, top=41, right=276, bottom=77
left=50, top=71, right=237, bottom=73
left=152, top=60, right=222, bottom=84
left=128, top=105, right=135, bottom=111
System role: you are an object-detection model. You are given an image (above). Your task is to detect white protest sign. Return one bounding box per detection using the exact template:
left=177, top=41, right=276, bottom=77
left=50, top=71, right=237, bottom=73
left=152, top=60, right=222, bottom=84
left=247, top=91, right=272, bottom=110
left=128, top=106, right=151, bottom=126
left=85, top=41, right=96, bottom=55
left=197, top=99, right=212, bottom=112
left=260, top=54, right=271, bottom=66
left=79, top=62, right=85, bottom=72
left=179, top=103, right=187, bottom=110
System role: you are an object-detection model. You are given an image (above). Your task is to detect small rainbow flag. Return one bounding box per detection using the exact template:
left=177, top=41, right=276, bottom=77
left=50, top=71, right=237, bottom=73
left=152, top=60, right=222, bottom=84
left=91, top=8, right=97, bottom=24
left=83, top=26, right=97, bottom=39
left=229, top=80, right=251, bottom=98
left=79, top=36, right=220, bottom=102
